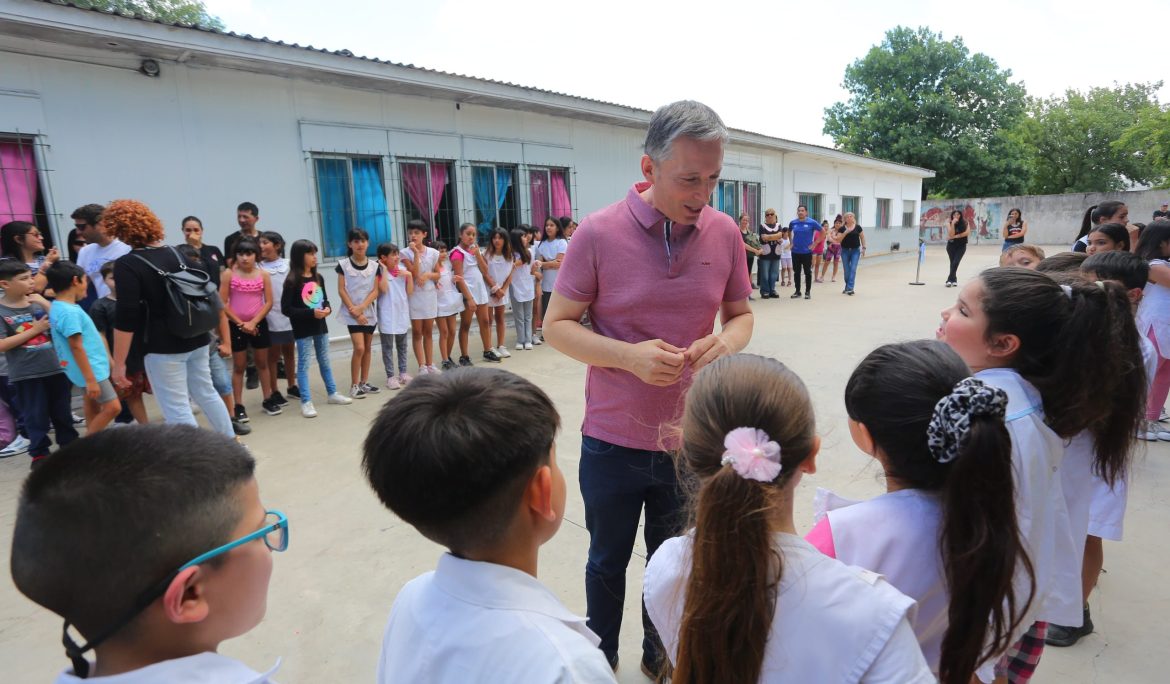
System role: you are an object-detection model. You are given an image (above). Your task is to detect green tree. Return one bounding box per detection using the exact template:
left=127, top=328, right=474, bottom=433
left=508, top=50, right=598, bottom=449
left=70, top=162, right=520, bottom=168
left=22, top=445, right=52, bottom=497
left=824, top=26, right=1029, bottom=199
left=73, top=0, right=225, bottom=30
left=1012, top=82, right=1165, bottom=194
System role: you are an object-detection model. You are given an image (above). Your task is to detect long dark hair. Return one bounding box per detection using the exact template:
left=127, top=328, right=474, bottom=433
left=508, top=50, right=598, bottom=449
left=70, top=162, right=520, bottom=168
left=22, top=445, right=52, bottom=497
left=1088, top=223, right=1130, bottom=252
left=485, top=228, right=513, bottom=260
left=509, top=228, right=531, bottom=265
left=950, top=210, right=967, bottom=234
left=672, top=354, right=818, bottom=684
left=287, top=239, right=320, bottom=293
left=1077, top=201, right=1126, bottom=241
left=979, top=268, right=1143, bottom=485
left=845, top=341, right=1034, bottom=684
left=1134, top=220, right=1170, bottom=262
left=0, top=221, right=40, bottom=260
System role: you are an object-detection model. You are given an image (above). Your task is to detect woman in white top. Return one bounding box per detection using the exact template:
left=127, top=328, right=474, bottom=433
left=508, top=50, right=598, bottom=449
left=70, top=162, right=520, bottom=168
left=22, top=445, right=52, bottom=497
left=643, top=354, right=933, bottom=684
left=937, top=268, right=1143, bottom=681
left=534, top=217, right=567, bottom=321
left=808, top=340, right=1032, bottom=682
left=484, top=228, right=515, bottom=359
left=451, top=223, right=501, bottom=365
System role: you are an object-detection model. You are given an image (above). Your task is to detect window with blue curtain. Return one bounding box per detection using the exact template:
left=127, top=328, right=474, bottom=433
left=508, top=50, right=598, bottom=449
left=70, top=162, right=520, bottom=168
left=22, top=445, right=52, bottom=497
left=314, top=156, right=391, bottom=258
left=352, top=158, right=391, bottom=247
left=315, top=158, right=352, bottom=258
left=719, top=180, right=738, bottom=218
left=472, top=165, right=497, bottom=240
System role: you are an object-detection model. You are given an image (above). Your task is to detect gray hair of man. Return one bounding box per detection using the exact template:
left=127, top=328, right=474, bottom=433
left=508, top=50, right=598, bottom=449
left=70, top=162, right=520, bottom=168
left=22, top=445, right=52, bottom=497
left=643, top=100, right=729, bottom=162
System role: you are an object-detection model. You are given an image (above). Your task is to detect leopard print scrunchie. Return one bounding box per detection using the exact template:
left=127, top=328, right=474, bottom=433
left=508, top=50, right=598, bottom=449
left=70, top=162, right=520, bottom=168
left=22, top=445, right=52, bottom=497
left=926, top=377, right=1009, bottom=463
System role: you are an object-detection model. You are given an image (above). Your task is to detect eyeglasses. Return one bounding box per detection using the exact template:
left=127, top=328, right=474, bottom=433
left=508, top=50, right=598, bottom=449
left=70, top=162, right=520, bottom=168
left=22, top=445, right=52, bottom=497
left=62, top=509, right=289, bottom=677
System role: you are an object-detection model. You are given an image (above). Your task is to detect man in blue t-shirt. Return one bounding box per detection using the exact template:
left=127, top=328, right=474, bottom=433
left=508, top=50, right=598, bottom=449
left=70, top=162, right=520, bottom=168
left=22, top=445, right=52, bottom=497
left=788, top=206, right=821, bottom=299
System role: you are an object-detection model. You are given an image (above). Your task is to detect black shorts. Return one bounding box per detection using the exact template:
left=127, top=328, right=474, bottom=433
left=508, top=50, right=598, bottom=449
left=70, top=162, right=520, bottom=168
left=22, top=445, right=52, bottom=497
left=347, top=325, right=376, bottom=335
left=230, top=319, right=271, bottom=352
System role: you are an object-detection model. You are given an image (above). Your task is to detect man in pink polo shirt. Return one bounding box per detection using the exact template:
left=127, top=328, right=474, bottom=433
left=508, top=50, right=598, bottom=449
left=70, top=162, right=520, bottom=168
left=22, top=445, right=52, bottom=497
left=544, top=100, right=754, bottom=675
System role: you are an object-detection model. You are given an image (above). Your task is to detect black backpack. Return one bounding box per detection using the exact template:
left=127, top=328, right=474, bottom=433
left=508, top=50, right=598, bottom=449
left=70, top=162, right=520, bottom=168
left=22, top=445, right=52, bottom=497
left=130, top=246, right=222, bottom=338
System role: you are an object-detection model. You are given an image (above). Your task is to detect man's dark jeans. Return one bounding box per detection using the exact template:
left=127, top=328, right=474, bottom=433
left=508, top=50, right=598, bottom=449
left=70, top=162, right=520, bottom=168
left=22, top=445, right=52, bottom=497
left=579, top=435, right=686, bottom=669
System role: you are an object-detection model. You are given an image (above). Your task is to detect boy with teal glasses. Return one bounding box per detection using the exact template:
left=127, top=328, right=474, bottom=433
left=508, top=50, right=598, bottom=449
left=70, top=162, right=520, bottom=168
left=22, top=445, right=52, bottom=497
left=10, top=424, right=288, bottom=681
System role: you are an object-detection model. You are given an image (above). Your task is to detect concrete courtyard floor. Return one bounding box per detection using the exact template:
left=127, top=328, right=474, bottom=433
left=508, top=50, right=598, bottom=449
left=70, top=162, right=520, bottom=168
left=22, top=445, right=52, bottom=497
left=1, top=244, right=1166, bottom=683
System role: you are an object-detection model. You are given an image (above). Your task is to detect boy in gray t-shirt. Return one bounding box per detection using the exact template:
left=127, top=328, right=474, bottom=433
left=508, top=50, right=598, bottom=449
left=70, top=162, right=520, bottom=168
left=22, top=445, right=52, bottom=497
left=0, top=260, right=78, bottom=465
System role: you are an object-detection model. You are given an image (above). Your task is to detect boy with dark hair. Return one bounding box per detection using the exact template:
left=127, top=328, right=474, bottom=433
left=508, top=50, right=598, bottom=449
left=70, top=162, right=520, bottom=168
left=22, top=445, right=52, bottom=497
left=45, top=261, right=122, bottom=432
left=363, top=368, right=615, bottom=683
left=0, top=259, right=78, bottom=465
left=10, top=424, right=287, bottom=680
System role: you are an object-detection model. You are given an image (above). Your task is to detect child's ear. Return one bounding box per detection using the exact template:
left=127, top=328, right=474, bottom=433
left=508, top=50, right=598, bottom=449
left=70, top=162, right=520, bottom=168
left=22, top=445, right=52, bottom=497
left=525, top=465, right=556, bottom=523
left=161, top=566, right=211, bottom=625
left=847, top=418, right=875, bottom=458
left=986, top=332, right=1020, bottom=360
left=801, top=435, right=820, bottom=475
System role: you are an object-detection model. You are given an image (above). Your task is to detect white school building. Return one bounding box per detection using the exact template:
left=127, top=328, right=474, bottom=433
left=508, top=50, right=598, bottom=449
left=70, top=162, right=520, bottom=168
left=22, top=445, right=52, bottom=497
left=1, top=0, right=933, bottom=272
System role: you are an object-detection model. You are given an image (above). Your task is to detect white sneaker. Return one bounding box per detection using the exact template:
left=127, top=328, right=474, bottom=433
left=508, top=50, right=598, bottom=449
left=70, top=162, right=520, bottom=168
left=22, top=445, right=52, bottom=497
left=516, top=343, right=524, bottom=350
left=533, top=333, right=543, bottom=345
left=190, top=401, right=202, bottom=415
left=1138, top=420, right=1168, bottom=441
left=0, top=434, right=30, bottom=458
left=427, top=364, right=441, bottom=374
left=350, top=383, right=367, bottom=399
left=416, top=365, right=430, bottom=375
left=386, top=376, right=402, bottom=390
left=301, top=402, right=318, bottom=418
left=524, top=343, right=533, bottom=351
left=327, top=393, right=353, bottom=405
left=497, top=345, right=511, bottom=358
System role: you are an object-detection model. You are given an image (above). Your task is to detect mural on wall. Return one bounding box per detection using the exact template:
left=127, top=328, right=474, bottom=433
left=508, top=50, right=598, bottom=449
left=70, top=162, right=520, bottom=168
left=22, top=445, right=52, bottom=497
left=920, top=201, right=1004, bottom=243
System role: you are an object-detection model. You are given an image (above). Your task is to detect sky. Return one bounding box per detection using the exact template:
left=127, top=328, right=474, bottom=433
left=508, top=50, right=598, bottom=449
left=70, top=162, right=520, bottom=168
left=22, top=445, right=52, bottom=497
left=202, top=0, right=1169, bottom=148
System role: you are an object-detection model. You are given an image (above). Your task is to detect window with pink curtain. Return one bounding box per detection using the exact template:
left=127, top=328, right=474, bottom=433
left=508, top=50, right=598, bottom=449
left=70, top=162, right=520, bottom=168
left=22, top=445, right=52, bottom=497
left=430, top=164, right=447, bottom=220
left=401, top=163, right=430, bottom=218
left=550, top=169, right=572, bottom=218
left=530, top=169, right=550, bottom=228
left=0, top=139, right=39, bottom=224
left=741, top=182, right=760, bottom=228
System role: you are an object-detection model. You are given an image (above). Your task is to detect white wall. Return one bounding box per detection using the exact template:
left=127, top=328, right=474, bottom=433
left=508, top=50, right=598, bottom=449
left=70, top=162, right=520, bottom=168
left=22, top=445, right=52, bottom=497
left=0, top=40, right=925, bottom=278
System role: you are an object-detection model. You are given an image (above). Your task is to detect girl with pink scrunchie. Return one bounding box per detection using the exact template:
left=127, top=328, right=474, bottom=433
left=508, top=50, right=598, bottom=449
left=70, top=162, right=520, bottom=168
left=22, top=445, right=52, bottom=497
left=643, top=353, right=933, bottom=684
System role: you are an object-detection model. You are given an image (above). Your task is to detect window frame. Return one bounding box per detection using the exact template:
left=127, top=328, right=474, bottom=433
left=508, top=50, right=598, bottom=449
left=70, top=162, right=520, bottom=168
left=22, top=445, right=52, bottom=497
left=841, top=196, right=860, bottom=221
left=876, top=198, right=892, bottom=229
left=798, top=193, right=824, bottom=223
left=469, top=162, right=520, bottom=241
left=902, top=200, right=917, bottom=229
left=398, top=158, right=458, bottom=246
left=311, top=153, right=391, bottom=259
left=527, top=165, right=573, bottom=227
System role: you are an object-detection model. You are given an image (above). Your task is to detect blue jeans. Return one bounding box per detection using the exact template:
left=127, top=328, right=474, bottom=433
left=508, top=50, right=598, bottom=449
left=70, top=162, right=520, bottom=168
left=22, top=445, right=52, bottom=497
left=143, top=345, right=234, bottom=438
left=757, top=258, right=780, bottom=294
left=13, top=374, right=78, bottom=458
left=296, top=333, right=337, bottom=404
left=841, top=247, right=861, bottom=291
left=208, top=345, right=233, bottom=397
left=579, top=435, right=686, bottom=666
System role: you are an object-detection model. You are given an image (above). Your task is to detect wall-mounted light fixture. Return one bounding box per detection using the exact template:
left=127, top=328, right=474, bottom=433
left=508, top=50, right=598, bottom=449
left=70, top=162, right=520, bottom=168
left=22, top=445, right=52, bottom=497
left=139, top=59, right=160, bottom=77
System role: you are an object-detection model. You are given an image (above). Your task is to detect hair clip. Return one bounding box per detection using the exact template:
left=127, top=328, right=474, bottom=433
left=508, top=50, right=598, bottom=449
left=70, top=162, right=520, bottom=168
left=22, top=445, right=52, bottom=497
left=720, top=427, right=782, bottom=482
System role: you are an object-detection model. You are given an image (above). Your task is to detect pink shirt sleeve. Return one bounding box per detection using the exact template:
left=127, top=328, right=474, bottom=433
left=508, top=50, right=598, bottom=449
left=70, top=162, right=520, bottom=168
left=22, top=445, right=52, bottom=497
left=553, top=224, right=597, bottom=302
left=449, top=250, right=464, bottom=263
left=805, top=517, right=837, bottom=558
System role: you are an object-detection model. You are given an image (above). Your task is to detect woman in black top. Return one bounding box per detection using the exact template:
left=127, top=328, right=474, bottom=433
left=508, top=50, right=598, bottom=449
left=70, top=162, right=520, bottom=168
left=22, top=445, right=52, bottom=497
left=944, top=210, right=970, bottom=287
left=106, top=199, right=235, bottom=437
left=1001, top=208, right=1027, bottom=251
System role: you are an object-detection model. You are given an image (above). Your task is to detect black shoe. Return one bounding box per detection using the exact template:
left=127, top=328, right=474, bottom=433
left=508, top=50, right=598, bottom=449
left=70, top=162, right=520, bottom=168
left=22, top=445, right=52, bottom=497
left=262, top=397, right=283, bottom=416
left=459, top=355, right=473, bottom=367
left=606, top=653, right=619, bottom=672
left=286, top=385, right=301, bottom=399
left=245, top=367, right=259, bottom=390
left=441, top=359, right=456, bottom=371
left=277, top=358, right=286, bottom=379
left=1046, top=607, right=1094, bottom=647
left=804, top=293, right=811, bottom=299
left=483, top=349, right=502, bottom=363
left=270, top=390, right=289, bottom=406
left=847, top=289, right=855, bottom=296
left=231, top=418, right=252, bottom=436
left=790, top=292, right=802, bottom=298
left=234, top=405, right=249, bottom=423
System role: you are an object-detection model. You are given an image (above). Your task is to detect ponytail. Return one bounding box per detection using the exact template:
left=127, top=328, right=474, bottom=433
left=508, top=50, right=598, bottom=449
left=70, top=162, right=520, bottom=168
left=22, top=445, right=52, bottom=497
left=674, top=469, right=778, bottom=684
left=846, top=341, right=1034, bottom=684
left=1077, top=205, right=1098, bottom=241
left=673, top=355, right=818, bottom=684
left=938, top=415, right=1034, bottom=684
left=979, top=269, right=1143, bottom=485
